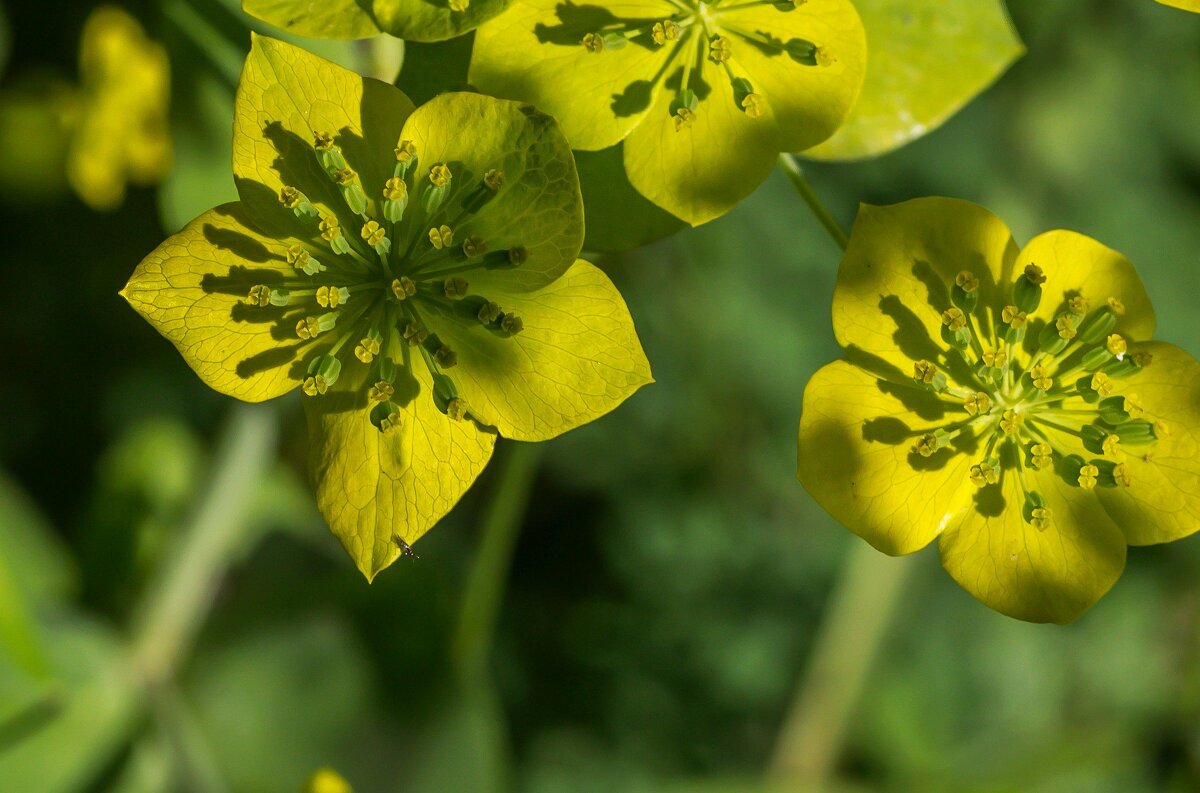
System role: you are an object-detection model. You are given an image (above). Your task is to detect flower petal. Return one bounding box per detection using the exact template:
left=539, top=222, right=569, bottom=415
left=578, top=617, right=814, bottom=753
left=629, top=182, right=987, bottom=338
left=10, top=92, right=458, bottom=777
left=623, top=59, right=779, bottom=226
left=375, top=0, right=518, bottom=42
left=1095, top=341, right=1200, bottom=545
left=242, top=0, right=382, bottom=40
left=1016, top=229, right=1156, bottom=341
left=397, top=92, right=584, bottom=291
left=832, top=198, right=1019, bottom=376
left=121, top=203, right=314, bottom=402
left=804, top=0, right=1023, bottom=161
left=305, top=360, right=497, bottom=580
left=717, top=0, right=866, bottom=152
left=796, top=360, right=975, bottom=555
left=423, top=260, right=653, bottom=442
left=232, top=35, right=415, bottom=240
left=938, top=455, right=1126, bottom=624
left=469, top=0, right=679, bottom=151
left=1157, top=0, right=1200, bottom=12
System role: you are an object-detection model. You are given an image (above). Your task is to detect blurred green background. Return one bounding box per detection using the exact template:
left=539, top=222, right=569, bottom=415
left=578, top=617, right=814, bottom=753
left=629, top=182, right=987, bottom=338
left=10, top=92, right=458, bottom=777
left=2, top=1, right=1200, bottom=792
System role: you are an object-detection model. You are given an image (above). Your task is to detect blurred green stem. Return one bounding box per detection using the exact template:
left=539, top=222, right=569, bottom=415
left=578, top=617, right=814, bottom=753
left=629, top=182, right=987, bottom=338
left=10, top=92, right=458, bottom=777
left=452, top=442, right=542, bottom=687
left=130, top=404, right=278, bottom=688
left=768, top=548, right=914, bottom=787
left=779, top=154, right=849, bottom=251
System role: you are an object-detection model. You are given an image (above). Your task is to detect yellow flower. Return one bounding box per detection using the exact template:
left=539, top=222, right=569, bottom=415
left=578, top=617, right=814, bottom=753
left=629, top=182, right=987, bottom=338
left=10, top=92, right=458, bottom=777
left=1157, top=0, right=1200, bottom=11
left=469, top=0, right=866, bottom=226
left=68, top=6, right=171, bottom=211
left=303, top=768, right=353, bottom=793
left=121, top=38, right=652, bottom=580
left=797, top=197, right=1200, bottom=623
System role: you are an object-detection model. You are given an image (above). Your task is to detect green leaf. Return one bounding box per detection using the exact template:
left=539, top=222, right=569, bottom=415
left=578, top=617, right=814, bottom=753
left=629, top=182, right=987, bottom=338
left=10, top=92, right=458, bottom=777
left=804, top=0, right=1024, bottom=161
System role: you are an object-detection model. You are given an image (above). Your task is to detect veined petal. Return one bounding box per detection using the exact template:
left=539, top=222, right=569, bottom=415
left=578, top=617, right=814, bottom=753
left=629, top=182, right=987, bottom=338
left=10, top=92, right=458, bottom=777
left=120, top=203, right=315, bottom=402
left=232, top=35, right=415, bottom=240
left=718, top=0, right=866, bottom=152
left=832, top=198, right=1019, bottom=376
left=623, top=58, right=779, bottom=226
left=797, top=360, right=975, bottom=555
left=423, top=260, right=653, bottom=442
left=397, top=92, right=584, bottom=290
left=242, top=0, right=382, bottom=40
left=1017, top=229, right=1156, bottom=341
left=938, top=454, right=1126, bottom=624
left=804, top=0, right=1023, bottom=161
left=1157, top=0, right=1200, bottom=11
left=469, top=0, right=679, bottom=151
left=1096, top=341, right=1200, bottom=545
left=371, top=0, right=514, bottom=42
left=305, top=359, right=497, bottom=580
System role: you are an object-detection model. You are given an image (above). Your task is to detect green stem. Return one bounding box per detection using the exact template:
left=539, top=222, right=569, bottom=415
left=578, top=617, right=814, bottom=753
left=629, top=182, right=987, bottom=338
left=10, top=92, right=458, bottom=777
left=452, top=441, right=543, bottom=687
left=768, top=544, right=914, bottom=786
left=779, top=154, right=849, bottom=251
left=130, top=404, right=278, bottom=688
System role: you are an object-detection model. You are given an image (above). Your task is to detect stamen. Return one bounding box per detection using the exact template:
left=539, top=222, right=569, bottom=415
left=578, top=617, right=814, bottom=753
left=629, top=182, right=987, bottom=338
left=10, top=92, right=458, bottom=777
left=1077, top=464, right=1099, bottom=490
left=391, top=277, right=416, bottom=301
left=316, top=286, right=350, bottom=308
left=287, top=244, right=326, bottom=276
left=444, top=276, right=469, bottom=299
left=383, top=177, right=408, bottom=223
left=429, top=225, right=454, bottom=250
left=651, top=20, right=679, bottom=45
left=500, top=313, right=524, bottom=335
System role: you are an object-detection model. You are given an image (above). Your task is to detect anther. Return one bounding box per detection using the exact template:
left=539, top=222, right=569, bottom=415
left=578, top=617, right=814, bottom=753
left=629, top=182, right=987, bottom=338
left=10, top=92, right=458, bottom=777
left=1102, top=435, right=1122, bottom=458
left=319, top=215, right=351, bottom=255
left=1000, top=409, right=1021, bottom=435
left=483, top=169, right=505, bottom=191
left=1031, top=506, right=1052, bottom=532
left=429, top=164, right=451, bottom=188
left=391, top=277, right=416, bottom=300
left=478, top=301, right=502, bottom=324
left=1077, top=464, right=1099, bottom=490
left=508, top=246, right=529, bottom=266
left=287, top=244, right=326, bottom=275
left=370, top=401, right=403, bottom=433
left=331, top=168, right=368, bottom=215
left=394, top=140, right=417, bottom=178
left=1108, top=297, right=1125, bottom=315
left=403, top=321, right=427, bottom=346
left=1001, top=305, right=1027, bottom=328
left=316, top=286, right=350, bottom=308
left=673, top=106, right=696, bottom=131
left=915, top=433, right=940, bottom=458
left=581, top=32, right=604, bottom=53
left=313, top=131, right=346, bottom=171
left=429, top=225, right=454, bottom=250
left=448, top=0, right=468, bottom=11
left=1013, top=264, right=1044, bottom=313
left=246, top=285, right=271, bottom=307
left=1067, top=295, right=1090, bottom=318
left=964, top=392, right=992, bottom=416
left=740, top=93, right=765, bottom=118
left=1029, top=364, right=1053, bottom=392
left=362, top=220, right=390, bottom=254
left=941, top=307, right=967, bottom=332
left=462, top=236, right=487, bottom=257
left=1131, top=351, right=1153, bottom=369
left=1106, top=334, right=1127, bottom=358
left=709, top=36, right=732, bottom=63
left=956, top=270, right=980, bottom=292
left=355, top=331, right=382, bottom=363
left=301, top=355, right=342, bottom=396
left=444, top=276, right=469, bottom=299
left=447, top=398, right=469, bottom=421
left=651, top=20, right=678, bottom=45
left=295, top=313, right=336, bottom=340
left=982, top=348, right=1007, bottom=369
left=369, top=379, right=395, bottom=402
left=1031, top=442, right=1053, bottom=471
left=1056, top=315, right=1077, bottom=340
left=969, top=460, right=1000, bottom=487
left=1091, top=371, right=1114, bottom=396
left=500, top=313, right=524, bottom=335
left=279, top=185, right=317, bottom=219
left=1113, top=463, right=1132, bottom=488
left=383, top=177, right=408, bottom=223
left=435, top=344, right=458, bottom=368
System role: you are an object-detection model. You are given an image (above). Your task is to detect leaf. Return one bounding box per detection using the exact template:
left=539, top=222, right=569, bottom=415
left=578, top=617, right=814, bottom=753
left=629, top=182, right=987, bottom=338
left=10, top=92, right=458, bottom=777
left=804, top=0, right=1024, bottom=161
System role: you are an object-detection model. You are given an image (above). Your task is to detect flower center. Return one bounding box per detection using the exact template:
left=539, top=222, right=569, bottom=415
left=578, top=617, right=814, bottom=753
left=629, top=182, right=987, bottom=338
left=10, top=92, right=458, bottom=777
left=576, top=0, right=833, bottom=127
left=905, top=264, right=1162, bottom=532
left=245, top=133, right=531, bottom=432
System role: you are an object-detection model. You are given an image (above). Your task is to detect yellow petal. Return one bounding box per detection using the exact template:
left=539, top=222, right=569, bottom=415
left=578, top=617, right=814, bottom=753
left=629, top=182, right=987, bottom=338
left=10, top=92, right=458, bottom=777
left=305, top=359, right=496, bottom=580
left=716, top=0, right=866, bottom=152
left=623, top=56, right=779, bottom=226
left=1016, top=229, right=1156, bottom=341
left=797, top=360, right=974, bottom=555
left=232, top=35, right=414, bottom=240
left=121, top=203, right=312, bottom=402
left=1157, top=0, right=1200, bottom=11
left=423, top=260, right=653, bottom=442
left=832, top=198, right=1019, bottom=374
left=243, top=0, right=382, bottom=40
left=469, top=0, right=679, bottom=151
left=938, top=452, right=1126, bottom=624
left=1095, top=341, right=1200, bottom=545
left=397, top=92, right=583, bottom=290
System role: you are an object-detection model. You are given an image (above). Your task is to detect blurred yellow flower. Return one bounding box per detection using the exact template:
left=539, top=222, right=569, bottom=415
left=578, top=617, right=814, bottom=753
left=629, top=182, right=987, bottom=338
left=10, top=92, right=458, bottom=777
left=797, top=197, right=1200, bottom=624
left=68, top=6, right=171, bottom=210
left=303, top=767, right=353, bottom=793
left=1157, top=0, right=1200, bottom=11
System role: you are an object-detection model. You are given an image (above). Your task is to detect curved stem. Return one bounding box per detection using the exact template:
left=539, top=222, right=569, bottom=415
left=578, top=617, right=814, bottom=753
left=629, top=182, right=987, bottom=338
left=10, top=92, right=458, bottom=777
left=130, top=403, right=279, bottom=687
left=452, top=441, right=543, bottom=687
left=768, top=544, right=913, bottom=786
left=779, top=154, right=849, bottom=251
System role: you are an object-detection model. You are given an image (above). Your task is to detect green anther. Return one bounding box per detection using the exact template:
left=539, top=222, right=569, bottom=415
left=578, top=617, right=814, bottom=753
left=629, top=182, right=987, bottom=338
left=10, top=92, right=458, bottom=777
left=314, top=131, right=347, bottom=172
left=1078, top=306, right=1118, bottom=344
left=500, top=313, right=524, bottom=335
left=1098, top=395, right=1132, bottom=425
left=391, top=277, right=416, bottom=301
left=302, top=354, right=342, bottom=396
left=422, top=164, right=452, bottom=214
left=382, top=177, right=408, bottom=222
left=478, top=300, right=502, bottom=324
left=287, top=244, right=326, bottom=276
left=394, top=140, right=417, bottom=179
left=785, top=38, right=820, bottom=66
left=1112, top=420, right=1157, bottom=445
left=369, top=400, right=403, bottom=433
left=279, top=186, right=317, bottom=220
left=952, top=270, right=980, bottom=314
left=1036, top=315, right=1071, bottom=355
left=1081, top=346, right=1113, bottom=371
left=1013, top=264, right=1044, bottom=313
